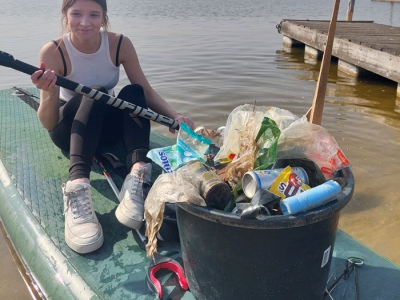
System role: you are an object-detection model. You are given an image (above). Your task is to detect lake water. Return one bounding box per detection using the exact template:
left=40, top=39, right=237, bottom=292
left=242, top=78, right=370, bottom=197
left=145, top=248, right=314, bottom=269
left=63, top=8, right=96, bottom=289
left=1, top=0, right=400, bottom=297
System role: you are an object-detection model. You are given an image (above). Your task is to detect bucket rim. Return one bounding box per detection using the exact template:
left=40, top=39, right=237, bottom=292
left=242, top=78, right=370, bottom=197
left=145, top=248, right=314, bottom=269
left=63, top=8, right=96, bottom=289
left=177, top=167, right=354, bottom=229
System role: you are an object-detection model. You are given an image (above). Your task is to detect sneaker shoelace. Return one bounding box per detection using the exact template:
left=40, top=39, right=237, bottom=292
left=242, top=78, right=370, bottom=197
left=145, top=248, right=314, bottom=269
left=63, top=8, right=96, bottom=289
left=130, top=170, right=144, bottom=199
left=64, top=186, right=94, bottom=221
left=129, top=169, right=151, bottom=200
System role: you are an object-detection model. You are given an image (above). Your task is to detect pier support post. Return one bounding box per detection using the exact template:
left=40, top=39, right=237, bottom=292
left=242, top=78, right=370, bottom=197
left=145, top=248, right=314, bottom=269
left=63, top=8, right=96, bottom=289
left=283, top=36, right=303, bottom=48
left=395, top=96, right=400, bottom=113
left=305, top=45, right=323, bottom=59
left=304, top=45, right=323, bottom=65
left=338, top=59, right=368, bottom=77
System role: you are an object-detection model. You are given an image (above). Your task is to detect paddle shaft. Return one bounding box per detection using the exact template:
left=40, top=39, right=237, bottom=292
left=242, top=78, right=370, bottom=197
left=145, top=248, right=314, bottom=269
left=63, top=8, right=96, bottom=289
left=0, top=51, right=179, bottom=129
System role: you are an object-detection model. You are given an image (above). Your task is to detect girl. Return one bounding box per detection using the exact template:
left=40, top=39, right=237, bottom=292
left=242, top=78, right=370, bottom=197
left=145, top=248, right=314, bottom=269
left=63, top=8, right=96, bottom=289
left=31, top=0, right=194, bottom=254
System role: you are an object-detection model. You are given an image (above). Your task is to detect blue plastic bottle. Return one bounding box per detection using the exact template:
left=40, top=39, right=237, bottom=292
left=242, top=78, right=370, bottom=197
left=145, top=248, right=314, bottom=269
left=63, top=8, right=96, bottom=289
left=280, top=180, right=341, bottom=215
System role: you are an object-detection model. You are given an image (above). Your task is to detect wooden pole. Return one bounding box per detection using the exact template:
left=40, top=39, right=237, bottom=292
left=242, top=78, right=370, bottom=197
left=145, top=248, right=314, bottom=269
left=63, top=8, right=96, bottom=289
left=346, top=0, right=355, bottom=21
left=308, top=0, right=340, bottom=125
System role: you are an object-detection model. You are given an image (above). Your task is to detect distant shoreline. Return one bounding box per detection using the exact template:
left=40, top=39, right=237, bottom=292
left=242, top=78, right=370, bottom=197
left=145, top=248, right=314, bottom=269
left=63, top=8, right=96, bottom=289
left=371, top=0, right=400, bottom=2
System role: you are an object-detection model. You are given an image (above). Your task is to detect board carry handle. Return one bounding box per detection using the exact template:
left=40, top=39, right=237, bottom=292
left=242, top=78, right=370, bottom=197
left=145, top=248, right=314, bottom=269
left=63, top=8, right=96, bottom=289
left=0, top=51, right=179, bottom=129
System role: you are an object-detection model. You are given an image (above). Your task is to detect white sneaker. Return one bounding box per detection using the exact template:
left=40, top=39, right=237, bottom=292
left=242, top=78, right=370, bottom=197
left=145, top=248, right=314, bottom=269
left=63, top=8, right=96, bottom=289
left=115, top=163, right=152, bottom=229
left=62, top=181, right=104, bottom=254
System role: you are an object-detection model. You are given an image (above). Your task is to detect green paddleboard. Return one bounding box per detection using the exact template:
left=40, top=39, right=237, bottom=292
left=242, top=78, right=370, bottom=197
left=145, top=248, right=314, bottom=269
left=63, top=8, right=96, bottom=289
left=1, top=87, right=400, bottom=300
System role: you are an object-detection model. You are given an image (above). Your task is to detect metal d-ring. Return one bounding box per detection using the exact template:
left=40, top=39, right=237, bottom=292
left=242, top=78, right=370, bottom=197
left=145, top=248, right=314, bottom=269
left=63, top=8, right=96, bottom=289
left=347, top=257, right=364, bottom=267
left=347, top=257, right=363, bottom=300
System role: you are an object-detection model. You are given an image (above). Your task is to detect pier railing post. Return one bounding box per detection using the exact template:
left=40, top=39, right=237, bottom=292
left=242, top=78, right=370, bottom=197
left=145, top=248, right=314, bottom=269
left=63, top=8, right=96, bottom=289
left=346, top=0, right=355, bottom=21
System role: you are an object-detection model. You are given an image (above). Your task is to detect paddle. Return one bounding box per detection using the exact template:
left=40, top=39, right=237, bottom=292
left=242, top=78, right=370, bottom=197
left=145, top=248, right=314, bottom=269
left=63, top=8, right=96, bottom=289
left=0, top=51, right=179, bottom=129
left=307, top=0, right=340, bottom=125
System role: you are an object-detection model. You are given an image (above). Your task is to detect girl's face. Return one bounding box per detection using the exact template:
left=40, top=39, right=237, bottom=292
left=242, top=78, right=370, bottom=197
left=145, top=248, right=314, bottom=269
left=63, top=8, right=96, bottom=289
left=65, top=0, right=104, bottom=42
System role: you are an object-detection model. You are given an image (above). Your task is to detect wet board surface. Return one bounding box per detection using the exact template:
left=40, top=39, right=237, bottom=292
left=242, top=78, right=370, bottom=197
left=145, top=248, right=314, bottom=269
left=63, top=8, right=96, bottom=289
left=0, top=87, right=399, bottom=299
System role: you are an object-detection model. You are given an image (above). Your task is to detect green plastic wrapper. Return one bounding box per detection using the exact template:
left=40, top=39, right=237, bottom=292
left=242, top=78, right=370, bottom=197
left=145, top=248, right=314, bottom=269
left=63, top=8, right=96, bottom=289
left=254, top=117, right=281, bottom=170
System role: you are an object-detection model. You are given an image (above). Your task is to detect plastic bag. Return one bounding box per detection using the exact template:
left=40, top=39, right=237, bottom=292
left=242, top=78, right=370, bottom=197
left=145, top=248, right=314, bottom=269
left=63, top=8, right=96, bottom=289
left=146, top=122, right=212, bottom=172
left=144, top=164, right=206, bottom=257
left=223, top=110, right=258, bottom=188
left=214, top=104, right=298, bottom=164
left=194, top=126, right=225, bottom=148
left=146, top=144, right=180, bottom=172
left=177, top=122, right=212, bottom=165
left=277, top=116, right=351, bottom=179
left=215, top=104, right=297, bottom=190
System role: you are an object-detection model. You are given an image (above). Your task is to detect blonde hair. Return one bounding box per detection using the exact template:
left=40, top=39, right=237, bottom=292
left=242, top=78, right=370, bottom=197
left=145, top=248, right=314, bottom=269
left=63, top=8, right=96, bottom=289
left=61, top=0, right=109, bottom=34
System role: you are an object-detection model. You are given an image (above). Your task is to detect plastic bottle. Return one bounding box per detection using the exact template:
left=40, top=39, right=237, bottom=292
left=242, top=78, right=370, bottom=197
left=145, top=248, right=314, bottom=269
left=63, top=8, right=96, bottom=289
left=280, top=180, right=341, bottom=215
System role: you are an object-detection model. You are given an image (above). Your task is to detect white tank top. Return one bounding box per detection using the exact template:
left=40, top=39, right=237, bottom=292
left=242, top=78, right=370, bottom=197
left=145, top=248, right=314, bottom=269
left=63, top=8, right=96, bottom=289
left=59, top=30, right=119, bottom=101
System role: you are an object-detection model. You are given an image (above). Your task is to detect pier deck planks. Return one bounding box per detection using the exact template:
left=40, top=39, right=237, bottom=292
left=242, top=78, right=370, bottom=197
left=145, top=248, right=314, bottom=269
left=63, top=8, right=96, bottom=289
left=278, top=20, right=400, bottom=86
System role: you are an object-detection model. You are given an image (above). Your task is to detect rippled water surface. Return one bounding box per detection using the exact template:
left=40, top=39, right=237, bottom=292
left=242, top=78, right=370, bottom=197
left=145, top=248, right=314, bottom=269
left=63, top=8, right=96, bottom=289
left=1, top=0, right=400, bottom=297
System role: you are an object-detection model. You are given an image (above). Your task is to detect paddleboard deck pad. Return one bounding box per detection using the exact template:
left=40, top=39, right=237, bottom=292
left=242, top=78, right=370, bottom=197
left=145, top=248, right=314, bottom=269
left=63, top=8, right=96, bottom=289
left=0, top=87, right=193, bottom=299
left=0, top=87, right=399, bottom=299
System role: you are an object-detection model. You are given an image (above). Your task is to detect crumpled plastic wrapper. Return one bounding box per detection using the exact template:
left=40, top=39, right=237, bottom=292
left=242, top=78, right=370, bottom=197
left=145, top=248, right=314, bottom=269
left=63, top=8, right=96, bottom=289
left=145, top=166, right=206, bottom=257
left=277, top=116, right=351, bottom=179
left=194, top=126, right=225, bottom=148
left=224, top=111, right=258, bottom=188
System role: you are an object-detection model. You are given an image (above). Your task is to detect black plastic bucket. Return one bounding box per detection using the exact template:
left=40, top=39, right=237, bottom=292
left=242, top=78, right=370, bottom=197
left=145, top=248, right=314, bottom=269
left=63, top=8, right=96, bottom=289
left=177, top=167, right=354, bottom=300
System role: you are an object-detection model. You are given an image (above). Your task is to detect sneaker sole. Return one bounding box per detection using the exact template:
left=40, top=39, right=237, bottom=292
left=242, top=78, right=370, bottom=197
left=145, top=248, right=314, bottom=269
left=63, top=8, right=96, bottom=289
left=115, top=205, right=144, bottom=230
left=65, top=228, right=104, bottom=254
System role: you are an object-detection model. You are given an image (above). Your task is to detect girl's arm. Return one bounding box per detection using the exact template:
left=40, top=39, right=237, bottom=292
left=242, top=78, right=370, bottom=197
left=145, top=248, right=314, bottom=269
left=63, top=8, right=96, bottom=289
left=32, top=42, right=64, bottom=131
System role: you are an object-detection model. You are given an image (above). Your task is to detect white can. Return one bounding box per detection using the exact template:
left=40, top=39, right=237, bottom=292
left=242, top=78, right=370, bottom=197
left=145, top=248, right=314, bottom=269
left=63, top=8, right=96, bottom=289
left=242, top=167, right=308, bottom=198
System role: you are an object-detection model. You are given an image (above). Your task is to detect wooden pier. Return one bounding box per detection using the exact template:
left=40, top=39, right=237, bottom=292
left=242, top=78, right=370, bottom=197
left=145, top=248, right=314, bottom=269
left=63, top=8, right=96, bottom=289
left=277, top=20, right=400, bottom=96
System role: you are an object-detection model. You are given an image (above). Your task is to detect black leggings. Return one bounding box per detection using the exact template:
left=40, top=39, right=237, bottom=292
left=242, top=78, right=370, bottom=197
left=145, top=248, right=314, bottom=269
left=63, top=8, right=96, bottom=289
left=49, top=84, right=151, bottom=181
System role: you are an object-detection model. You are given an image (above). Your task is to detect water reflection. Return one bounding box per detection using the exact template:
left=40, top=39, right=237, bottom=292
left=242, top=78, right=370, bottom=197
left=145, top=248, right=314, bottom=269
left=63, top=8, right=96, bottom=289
left=275, top=45, right=400, bottom=129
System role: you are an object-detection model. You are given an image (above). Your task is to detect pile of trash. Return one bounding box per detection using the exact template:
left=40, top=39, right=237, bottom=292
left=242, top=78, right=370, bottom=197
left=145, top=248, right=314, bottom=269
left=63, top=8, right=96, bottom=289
left=144, top=104, right=351, bottom=256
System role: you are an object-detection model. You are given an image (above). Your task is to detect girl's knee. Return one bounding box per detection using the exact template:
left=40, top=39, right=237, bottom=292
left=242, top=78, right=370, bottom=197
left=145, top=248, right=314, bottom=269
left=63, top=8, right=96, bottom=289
left=118, top=84, right=146, bottom=107
left=120, top=84, right=144, bottom=95
left=86, top=85, right=109, bottom=107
